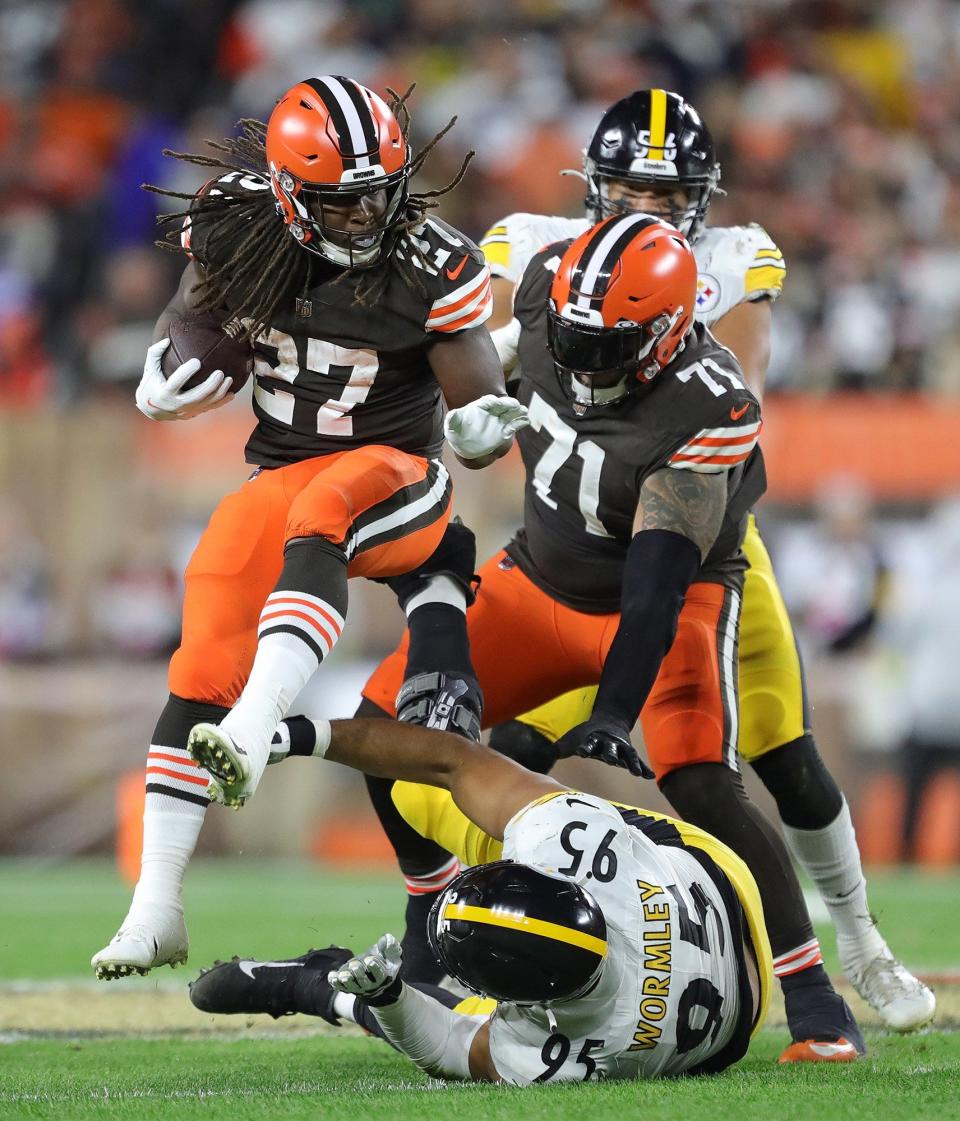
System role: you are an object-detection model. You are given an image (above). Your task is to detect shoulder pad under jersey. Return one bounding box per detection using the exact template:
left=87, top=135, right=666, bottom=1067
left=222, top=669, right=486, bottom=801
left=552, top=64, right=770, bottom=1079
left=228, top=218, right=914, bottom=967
left=480, top=212, right=590, bottom=284
left=693, top=223, right=786, bottom=326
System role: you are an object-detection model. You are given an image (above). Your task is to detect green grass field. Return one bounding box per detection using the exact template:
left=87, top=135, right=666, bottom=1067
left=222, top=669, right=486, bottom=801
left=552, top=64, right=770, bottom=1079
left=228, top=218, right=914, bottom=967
left=2, top=860, right=959, bottom=1121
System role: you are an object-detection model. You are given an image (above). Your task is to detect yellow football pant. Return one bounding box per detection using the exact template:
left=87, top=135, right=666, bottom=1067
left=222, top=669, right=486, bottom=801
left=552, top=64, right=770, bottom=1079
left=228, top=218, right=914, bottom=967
left=393, top=781, right=772, bottom=1036
left=514, top=515, right=808, bottom=761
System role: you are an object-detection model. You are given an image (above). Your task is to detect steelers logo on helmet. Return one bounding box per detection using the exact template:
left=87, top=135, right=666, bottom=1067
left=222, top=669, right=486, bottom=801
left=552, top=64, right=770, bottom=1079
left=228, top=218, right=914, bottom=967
left=583, top=89, right=721, bottom=240
left=428, top=860, right=607, bottom=1005
left=547, top=213, right=697, bottom=409
left=265, top=75, right=411, bottom=269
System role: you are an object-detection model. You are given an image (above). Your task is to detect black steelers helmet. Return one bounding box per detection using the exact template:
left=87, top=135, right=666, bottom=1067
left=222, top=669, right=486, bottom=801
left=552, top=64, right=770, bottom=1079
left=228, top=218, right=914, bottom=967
left=583, top=89, right=720, bottom=240
left=428, top=860, right=607, bottom=1004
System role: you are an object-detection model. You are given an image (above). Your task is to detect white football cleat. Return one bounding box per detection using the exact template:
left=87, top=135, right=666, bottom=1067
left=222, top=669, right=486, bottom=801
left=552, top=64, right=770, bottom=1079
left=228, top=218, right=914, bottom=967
left=188, top=723, right=259, bottom=808
left=91, top=903, right=188, bottom=980
left=846, top=951, right=936, bottom=1032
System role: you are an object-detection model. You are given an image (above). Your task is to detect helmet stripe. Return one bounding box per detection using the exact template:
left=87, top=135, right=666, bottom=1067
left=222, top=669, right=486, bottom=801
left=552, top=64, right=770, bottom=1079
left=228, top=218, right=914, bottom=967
left=648, top=87, right=667, bottom=159
left=304, top=76, right=378, bottom=169
left=443, top=902, right=608, bottom=956
left=571, top=213, right=658, bottom=309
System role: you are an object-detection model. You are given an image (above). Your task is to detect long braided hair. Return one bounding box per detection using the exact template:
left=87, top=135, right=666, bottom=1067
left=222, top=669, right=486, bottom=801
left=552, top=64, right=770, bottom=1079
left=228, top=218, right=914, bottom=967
left=146, top=87, right=473, bottom=342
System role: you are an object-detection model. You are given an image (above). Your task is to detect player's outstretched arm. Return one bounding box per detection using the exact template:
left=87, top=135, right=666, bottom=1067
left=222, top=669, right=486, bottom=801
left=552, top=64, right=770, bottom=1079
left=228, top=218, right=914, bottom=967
left=328, top=934, right=499, bottom=1082
left=555, top=468, right=727, bottom=772
left=325, top=718, right=563, bottom=841
left=429, top=329, right=529, bottom=468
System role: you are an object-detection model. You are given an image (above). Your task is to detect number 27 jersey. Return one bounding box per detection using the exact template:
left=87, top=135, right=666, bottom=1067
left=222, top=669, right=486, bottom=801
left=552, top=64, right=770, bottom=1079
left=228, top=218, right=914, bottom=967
left=488, top=792, right=753, bottom=1083
left=187, top=175, right=492, bottom=468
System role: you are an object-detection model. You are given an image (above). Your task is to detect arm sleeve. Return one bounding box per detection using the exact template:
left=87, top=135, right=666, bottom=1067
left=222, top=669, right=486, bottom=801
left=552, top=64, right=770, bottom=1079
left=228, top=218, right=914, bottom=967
left=370, top=983, right=487, bottom=1080
left=593, top=529, right=701, bottom=729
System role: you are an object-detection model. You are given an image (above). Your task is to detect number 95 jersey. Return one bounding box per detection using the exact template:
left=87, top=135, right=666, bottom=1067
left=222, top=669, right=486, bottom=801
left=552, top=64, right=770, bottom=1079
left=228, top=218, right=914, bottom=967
left=488, top=792, right=755, bottom=1084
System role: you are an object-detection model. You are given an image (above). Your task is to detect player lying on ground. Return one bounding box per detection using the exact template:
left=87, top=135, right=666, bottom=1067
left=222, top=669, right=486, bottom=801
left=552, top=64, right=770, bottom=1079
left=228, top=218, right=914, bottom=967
left=190, top=717, right=774, bottom=1083
left=479, top=87, right=933, bottom=1033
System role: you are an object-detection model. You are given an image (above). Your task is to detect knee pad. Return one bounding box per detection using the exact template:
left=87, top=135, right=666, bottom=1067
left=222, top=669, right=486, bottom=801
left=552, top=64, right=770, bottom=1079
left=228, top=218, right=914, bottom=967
left=378, top=517, right=478, bottom=609
left=488, top=720, right=557, bottom=774
left=395, top=672, right=482, bottom=741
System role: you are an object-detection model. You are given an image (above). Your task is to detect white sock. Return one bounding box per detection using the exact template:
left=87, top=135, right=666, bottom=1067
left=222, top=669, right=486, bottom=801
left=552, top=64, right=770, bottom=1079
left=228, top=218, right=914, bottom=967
left=332, top=991, right=358, bottom=1023
left=404, top=574, right=467, bottom=617
left=782, top=798, right=887, bottom=971
left=221, top=591, right=345, bottom=779
left=129, top=743, right=211, bottom=915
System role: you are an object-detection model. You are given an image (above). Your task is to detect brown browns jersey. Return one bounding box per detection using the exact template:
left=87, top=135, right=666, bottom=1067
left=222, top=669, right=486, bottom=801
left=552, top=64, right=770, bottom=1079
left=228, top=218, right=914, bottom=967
left=185, top=172, right=492, bottom=467
left=506, top=241, right=767, bottom=613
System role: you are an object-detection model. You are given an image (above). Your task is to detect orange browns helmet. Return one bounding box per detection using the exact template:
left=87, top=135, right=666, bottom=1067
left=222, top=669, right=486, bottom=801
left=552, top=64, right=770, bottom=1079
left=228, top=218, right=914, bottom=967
left=265, top=75, right=410, bottom=269
left=547, top=212, right=697, bottom=409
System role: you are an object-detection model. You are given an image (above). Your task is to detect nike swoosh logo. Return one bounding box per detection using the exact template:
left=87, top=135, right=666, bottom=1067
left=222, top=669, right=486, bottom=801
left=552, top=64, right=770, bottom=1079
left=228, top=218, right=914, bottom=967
left=808, top=1041, right=857, bottom=1058
left=445, top=255, right=468, bottom=281
left=729, top=403, right=750, bottom=421
left=237, top=959, right=303, bottom=980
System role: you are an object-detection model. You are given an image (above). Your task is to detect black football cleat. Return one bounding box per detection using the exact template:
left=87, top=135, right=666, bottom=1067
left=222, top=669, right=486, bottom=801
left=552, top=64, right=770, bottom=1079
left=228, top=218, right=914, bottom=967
left=189, top=946, right=353, bottom=1023
left=395, top=671, right=483, bottom=741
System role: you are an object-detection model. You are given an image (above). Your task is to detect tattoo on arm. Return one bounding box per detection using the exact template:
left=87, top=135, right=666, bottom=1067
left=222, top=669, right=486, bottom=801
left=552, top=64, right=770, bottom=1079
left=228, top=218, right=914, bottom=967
left=636, top=467, right=728, bottom=559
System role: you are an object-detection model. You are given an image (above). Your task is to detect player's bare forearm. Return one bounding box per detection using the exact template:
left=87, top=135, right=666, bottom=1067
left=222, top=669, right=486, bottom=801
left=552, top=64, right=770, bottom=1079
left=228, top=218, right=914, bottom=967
left=635, top=467, right=727, bottom=559
left=326, top=719, right=561, bottom=839
left=710, top=299, right=771, bottom=402
left=429, top=327, right=507, bottom=409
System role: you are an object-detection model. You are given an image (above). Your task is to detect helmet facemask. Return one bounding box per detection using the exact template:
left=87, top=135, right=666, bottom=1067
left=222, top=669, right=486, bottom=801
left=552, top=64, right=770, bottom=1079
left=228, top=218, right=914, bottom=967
left=584, top=159, right=719, bottom=241
left=271, top=165, right=410, bottom=269
left=548, top=305, right=683, bottom=410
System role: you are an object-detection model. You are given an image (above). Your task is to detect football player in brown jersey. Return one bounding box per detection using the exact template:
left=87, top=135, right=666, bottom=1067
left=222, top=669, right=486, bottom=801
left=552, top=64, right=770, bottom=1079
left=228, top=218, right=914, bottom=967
left=283, top=213, right=859, bottom=1060
left=92, top=76, right=527, bottom=981
left=478, top=89, right=933, bottom=1038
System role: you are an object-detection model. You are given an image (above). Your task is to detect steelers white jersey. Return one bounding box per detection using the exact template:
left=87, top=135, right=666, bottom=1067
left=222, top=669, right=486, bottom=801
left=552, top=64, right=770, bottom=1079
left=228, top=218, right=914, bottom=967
left=480, top=213, right=785, bottom=327
left=487, top=792, right=750, bottom=1084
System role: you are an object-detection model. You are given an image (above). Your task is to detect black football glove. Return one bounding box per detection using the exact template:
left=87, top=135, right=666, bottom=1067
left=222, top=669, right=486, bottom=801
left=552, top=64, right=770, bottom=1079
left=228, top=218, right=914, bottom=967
left=553, top=716, right=654, bottom=779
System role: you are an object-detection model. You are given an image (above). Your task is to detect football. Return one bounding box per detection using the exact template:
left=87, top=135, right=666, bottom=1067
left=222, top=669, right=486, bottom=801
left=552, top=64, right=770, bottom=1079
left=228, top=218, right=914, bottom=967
left=161, top=312, right=254, bottom=393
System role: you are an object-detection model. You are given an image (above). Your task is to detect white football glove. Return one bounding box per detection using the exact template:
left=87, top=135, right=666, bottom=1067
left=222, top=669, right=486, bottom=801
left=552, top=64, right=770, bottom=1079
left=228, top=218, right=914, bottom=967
left=444, top=393, right=529, bottom=460
left=328, top=933, right=403, bottom=1001
left=136, top=338, right=234, bottom=421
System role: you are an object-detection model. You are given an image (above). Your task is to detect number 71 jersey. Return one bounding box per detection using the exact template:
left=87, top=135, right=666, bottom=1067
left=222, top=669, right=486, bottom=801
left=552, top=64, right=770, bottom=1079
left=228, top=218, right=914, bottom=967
left=488, top=792, right=753, bottom=1083
left=508, top=240, right=766, bottom=612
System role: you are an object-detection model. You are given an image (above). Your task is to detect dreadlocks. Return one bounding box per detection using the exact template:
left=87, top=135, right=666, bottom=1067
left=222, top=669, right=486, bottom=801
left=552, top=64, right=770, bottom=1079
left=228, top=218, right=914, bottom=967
left=146, top=87, right=474, bottom=343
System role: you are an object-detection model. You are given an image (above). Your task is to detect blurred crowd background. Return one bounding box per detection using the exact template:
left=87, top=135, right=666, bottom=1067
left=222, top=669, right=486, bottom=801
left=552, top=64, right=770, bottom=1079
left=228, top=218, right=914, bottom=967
left=2, top=0, right=960, bottom=868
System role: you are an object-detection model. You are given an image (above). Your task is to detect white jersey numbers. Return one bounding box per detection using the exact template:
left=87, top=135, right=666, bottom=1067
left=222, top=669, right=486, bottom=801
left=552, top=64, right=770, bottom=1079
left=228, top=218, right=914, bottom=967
left=253, top=328, right=380, bottom=437
left=528, top=393, right=613, bottom=538
left=673, top=356, right=744, bottom=397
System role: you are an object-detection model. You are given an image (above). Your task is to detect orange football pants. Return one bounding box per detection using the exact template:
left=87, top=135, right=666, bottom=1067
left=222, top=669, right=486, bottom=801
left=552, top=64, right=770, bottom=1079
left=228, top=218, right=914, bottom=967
left=363, top=550, right=742, bottom=780
left=170, top=446, right=451, bottom=708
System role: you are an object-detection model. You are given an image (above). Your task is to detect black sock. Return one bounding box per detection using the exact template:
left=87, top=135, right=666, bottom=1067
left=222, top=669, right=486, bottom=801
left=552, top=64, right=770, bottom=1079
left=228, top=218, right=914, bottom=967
left=751, top=734, right=843, bottom=830
left=405, top=603, right=475, bottom=679
left=398, top=891, right=445, bottom=985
